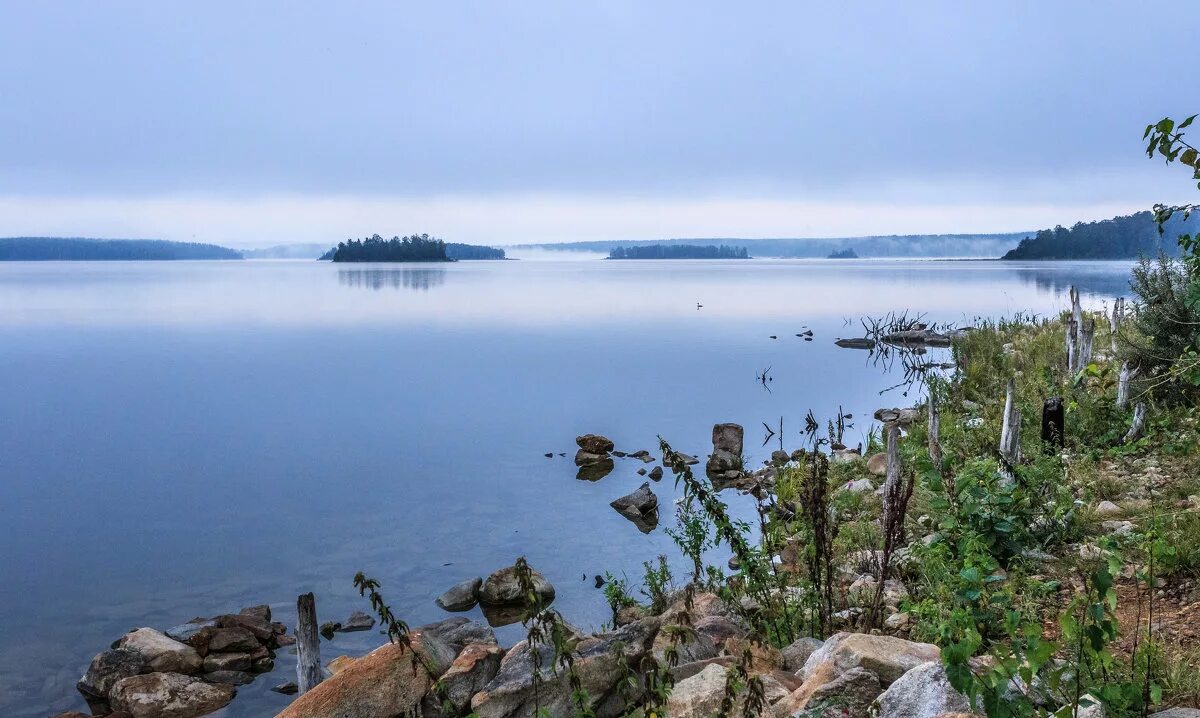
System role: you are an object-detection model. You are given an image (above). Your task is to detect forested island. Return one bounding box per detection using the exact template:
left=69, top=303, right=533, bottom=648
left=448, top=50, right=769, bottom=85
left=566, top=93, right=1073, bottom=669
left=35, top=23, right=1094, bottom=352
left=1001, top=210, right=1192, bottom=259
left=319, top=234, right=506, bottom=262
left=607, top=244, right=749, bottom=259
left=827, top=247, right=858, bottom=259
left=0, top=237, right=241, bottom=261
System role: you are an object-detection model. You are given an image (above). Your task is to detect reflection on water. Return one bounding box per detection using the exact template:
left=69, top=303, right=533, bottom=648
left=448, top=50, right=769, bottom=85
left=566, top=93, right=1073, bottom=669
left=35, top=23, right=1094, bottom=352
left=338, top=267, right=446, bottom=291
left=1007, top=261, right=1135, bottom=298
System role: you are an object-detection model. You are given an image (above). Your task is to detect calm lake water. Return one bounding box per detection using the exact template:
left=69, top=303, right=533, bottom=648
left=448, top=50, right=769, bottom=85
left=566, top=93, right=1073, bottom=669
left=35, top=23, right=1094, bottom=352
left=0, top=258, right=1134, bottom=716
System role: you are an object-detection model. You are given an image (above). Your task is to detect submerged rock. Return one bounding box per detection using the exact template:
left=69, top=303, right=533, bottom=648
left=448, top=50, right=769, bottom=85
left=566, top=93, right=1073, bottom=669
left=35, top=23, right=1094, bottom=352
left=436, top=577, right=483, bottom=612
left=835, top=337, right=876, bottom=349
left=479, top=563, right=555, bottom=606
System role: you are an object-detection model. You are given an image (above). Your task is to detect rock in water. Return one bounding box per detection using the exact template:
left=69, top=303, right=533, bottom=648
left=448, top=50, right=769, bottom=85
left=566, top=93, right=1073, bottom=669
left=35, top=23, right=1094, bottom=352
left=575, top=458, right=615, bottom=481
left=648, top=466, right=663, bottom=480
left=575, top=434, right=615, bottom=454
left=117, top=628, right=203, bottom=675
left=872, top=660, right=971, bottom=718
left=277, top=632, right=455, bottom=718
left=334, top=611, right=375, bottom=633
left=77, top=648, right=148, bottom=714
left=109, top=672, right=235, bottom=718
left=711, top=423, right=744, bottom=455
left=436, top=577, right=483, bottom=611
left=610, top=482, right=658, bottom=517
left=479, top=563, right=555, bottom=606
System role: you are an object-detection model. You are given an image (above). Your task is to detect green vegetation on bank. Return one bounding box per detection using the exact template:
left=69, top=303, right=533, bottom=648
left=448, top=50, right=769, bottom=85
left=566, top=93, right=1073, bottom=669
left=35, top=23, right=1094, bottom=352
left=607, top=244, right=749, bottom=259
left=0, top=237, right=241, bottom=260
left=1001, top=211, right=1191, bottom=260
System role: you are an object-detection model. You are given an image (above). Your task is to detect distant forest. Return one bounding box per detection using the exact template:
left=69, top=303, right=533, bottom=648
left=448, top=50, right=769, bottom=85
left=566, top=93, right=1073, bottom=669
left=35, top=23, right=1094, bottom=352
left=0, top=237, right=241, bottom=261
left=1001, top=211, right=1192, bottom=260
left=827, top=248, right=858, bottom=259
left=445, top=243, right=506, bottom=260
left=322, top=234, right=451, bottom=262
left=607, top=244, right=750, bottom=259
left=516, top=233, right=1028, bottom=258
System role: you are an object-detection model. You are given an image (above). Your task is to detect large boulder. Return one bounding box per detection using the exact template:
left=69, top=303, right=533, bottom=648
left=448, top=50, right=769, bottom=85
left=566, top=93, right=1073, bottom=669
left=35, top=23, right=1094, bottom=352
left=277, top=631, right=456, bottom=718
left=712, top=423, right=744, bottom=455
left=204, top=626, right=259, bottom=654
left=801, top=632, right=939, bottom=687
left=872, top=660, right=971, bottom=718
left=76, top=648, right=148, bottom=714
left=118, top=628, right=203, bottom=675
left=780, top=666, right=882, bottom=718
left=666, top=663, right=769, bottom=718
left=576, top=434, right=615, bottom=455
left=479, top=563, right=555, bottom=606
left=417, top=617, right=498, bottom=653
left=781, top=637, right=824, bottom=672
left=471, top=616, right=660, bottom=718
left=1150, top=710, right=1200, bottom=718
left=610, top=482, right=658, bottom=519
left=432, top=642, right=504, bottom=715
left=437, top=577, right=484, bottom=611
left=109, top=672, right=235, bottom=718
left=866, top=453, right=888, bottom=476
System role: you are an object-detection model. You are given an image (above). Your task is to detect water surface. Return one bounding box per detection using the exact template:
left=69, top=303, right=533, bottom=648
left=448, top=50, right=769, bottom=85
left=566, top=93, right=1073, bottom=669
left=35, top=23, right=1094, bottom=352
left=0, top=258, right=1134, bottom=716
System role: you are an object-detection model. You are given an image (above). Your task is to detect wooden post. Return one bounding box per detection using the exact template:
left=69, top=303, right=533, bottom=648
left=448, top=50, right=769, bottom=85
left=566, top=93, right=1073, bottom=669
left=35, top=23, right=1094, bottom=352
left=1041, top=397, right=1064, bottom=451
left=1066, top=286, right=1082, bottom=372
left=927, top=391, right=942, bottom=477
left=1066, top=319, right=1078, bottom=373
left=296, top=592, right=323, bottom=694
left=1117, top=362, right=1137, bottom=408
left=1000, top=378, right=1021, bottom=465
left=1123, top=402, right=1148, bottom=445
left=1078, top=318, right=1095, bottom=369
left=1109, top=297, right=1124, bottom=353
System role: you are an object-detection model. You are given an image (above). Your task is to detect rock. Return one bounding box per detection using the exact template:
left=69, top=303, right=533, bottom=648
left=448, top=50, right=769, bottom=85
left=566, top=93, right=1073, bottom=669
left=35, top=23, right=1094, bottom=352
left=1095, top=500, right=1122, bottom=517
left=239, top=604, right=272, bottom=622
left=214, top=612, right=276, bottom=643
left=436, top=577, right=483, bottom=611
left=694, top=615, right=746, bottom=647
left=666, top=663, right=771, bottom=718
left=272, top=681, right=298, bottom=695
left=202, top=652, right=251, bottom=673
left=164, top=619, right=217, bottom=644
left=1077, top=694, right=1106, bottom=718
left=1150, top=710, right=1200, bottom=717
left=637, top=467, right=647, bottom=475
left=576, top=458, right=615, bottom=482
left=830, top=447, right=863, bottom=464
left=479, top=563, right=555, bottom=606
left=109, top=672, right=235, bottom=718
left=771, top=449, right=790, bottom=465
left=278, top=631, right=456, bottom=718
left=723, top=637, right=782, bottom=674
left=615, top=604, right=647, bottom=627
left=802, top=632, right=940, bottom=687
left=610, top=481, right=658, bottom=518
left=712, top=423, right=744, bottom=455
left=574, top=449, right=608, bottom=465
left=775, top=665, right=882, bottom=718
left=576, top=434, right=615, bottom=454
left=471, top=615, right=660, bottom=718
left=652, top=624, right=717, bottom=665
left=671, top=656, right=736, bottom=682
left=202, top=669, right=254, bottom=685
left=840, top=478, right=875, bottom=493
left=781, top=636, right=824, bottom=672
left=204, top=627, right=259, bottom=654
left=885, top=612, right=912, bottom=630
left=835, top=338, right=876, bottom=349
left=118, top=628, right=203, bottom=675
left=77, top=648, right=148, bottom=714
left=874, top=407, right=921, bottom=426
left=334, top=611, right=376, bottom=633
left=436, top=642, right=504, bottom=714
left=866, top=453, right=888, bottom=476
left=328, top=655, right=358, bottom=675
left=872, top=660, right=970, bottom=718
left=847, top=575, right=909, bottom=607
left=417, top=617, right=499, bottom=653
left=649, top=466, right=663, bottom=481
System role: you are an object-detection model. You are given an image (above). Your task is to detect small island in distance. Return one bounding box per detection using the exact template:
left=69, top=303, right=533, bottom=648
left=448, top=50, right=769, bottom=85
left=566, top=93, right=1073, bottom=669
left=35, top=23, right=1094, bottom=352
left=319, top=234, right=507, bottom=262
left=607, top=244, right=749, bottom=259
left=827, top=247, right=858, bottom=259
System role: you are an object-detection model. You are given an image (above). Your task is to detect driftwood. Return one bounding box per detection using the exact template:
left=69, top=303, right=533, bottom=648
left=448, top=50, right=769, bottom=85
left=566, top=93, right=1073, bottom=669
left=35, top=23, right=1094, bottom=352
left=1117, top=362, right=1138, bottom=408
left=1000, top=378, right=1021, bottom=466
left=1110, top=297, right=1125, bottom=352
left=927, top=391, right=942, bottom=477
left=296, top=592, right=323, bottom=694
left=1041, top=397, right=1064, bottom=451
left=1078, top=318, right=1095, bottom=369
left=1123, top=402, right=1148, bottom=445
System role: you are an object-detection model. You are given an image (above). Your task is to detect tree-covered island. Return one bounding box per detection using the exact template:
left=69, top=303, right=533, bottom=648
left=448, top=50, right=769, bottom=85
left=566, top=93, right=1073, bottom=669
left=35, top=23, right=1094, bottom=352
left=607, top=244, right=750, bottom=259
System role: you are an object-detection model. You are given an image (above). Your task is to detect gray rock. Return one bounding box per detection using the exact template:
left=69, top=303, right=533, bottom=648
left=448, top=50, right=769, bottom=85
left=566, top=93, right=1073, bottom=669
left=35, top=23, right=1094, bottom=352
left=432, top=642, right=504, bottom=715
left=239, top=604, right=272, bottom=622
left=1150, top=710, right=1200, bottom=718
left=712, top=423, right=744, bottom=455
left=872, top=660, right=970, bottom=718
left=835, top=337, right=876, bottom=349
left=164, top=619, right=217, bottom=644
left=782, top=636, right=824, bottom=672
left=272, top=681, right=298, bottom=695
left=796, top=666, right=882, bottom=717
left=576, top=434, right=615, bottom=454
left=479, top=563, right=555, bottom=606
left=576, top=458, right=615, bottom=481
left=802, top=632, right=940, bottom=687
left=205, top=626, right=259, bottom=654
left=610, top=481, right=658, bottom=518
left=840, top=478, right=875, bottom=493
left=118, top=628, right=203, bottom=675
left=648, top=466, right=663, bottom=481
left=436, top=577, right=483, bottom=611
left=693, top=615, right=746, bottom=647
left=770, top=449, right=790, bottom=465
left=417, top=617, right=498, bottom=653
left=202, top=669, right=254, bottom=685
left=334, top=610, right=375, bottom=633
left=202, top=652, right=251, bottom=673
left=109, top=672, right=235, bottom=718
left=76, top=648, right=148, bottom=714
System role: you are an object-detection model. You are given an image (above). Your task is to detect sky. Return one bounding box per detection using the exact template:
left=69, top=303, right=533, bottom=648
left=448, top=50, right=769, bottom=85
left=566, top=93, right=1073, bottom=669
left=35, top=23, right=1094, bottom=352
left=0, top=1, right=1196, bottom=248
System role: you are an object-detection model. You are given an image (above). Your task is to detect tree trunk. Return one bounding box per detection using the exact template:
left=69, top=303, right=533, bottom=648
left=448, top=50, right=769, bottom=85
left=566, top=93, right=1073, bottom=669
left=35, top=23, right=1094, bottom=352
left=1000, top=378, right=1021, bottom=466
left=927, top=391, right=942, bottom=476
left=1110, top=297, right=1124, bottom=353
left=1066, top=319, right=1078, bottom=373
left=1117, top=362, right=1137, bottom=408
left=1041, top=396, right=1064, bottom=451
left=296, top=592, right=323, bottom=695
left=1078, top=318, right=1095, bottom=369
left=1123, top=402, right=1148, bottom=445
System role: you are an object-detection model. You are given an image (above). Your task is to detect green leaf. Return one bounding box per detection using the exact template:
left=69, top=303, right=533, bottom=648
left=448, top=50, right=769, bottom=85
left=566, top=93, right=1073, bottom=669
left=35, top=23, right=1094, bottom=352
left=1180, top=114, right=1197, bottom=130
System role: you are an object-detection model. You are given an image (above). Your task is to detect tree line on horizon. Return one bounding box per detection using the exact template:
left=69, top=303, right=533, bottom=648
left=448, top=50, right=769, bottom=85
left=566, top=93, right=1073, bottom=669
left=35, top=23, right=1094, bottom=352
left=1001, top=210, right=1192, bottom=260
left=607, top=243, right=750, bottom=259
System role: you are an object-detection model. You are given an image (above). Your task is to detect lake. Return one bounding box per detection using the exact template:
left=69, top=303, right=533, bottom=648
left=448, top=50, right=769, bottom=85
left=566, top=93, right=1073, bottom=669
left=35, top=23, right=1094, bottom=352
left=0, top=258, right=1135, bottom=716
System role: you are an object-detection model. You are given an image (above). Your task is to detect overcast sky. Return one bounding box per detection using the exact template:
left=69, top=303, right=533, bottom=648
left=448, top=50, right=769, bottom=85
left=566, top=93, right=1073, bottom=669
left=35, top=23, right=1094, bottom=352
left=1, top=2, right=1195, bottom=247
